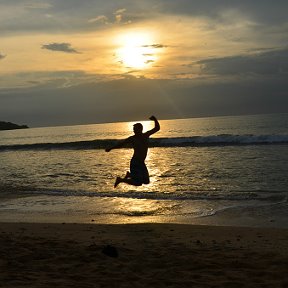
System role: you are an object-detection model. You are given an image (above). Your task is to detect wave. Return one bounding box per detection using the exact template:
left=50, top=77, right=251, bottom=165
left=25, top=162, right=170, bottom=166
left=1, top=134, right=288, bottom=151
left=20, top=188, right=287, bottom=203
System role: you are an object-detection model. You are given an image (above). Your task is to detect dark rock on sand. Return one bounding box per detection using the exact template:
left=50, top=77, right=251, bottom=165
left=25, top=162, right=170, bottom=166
left=102, top=245, right=119, bottom=258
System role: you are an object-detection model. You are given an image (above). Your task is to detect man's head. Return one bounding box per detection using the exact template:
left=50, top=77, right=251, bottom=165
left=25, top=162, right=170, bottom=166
left=133, top=123, right=143, bottom=135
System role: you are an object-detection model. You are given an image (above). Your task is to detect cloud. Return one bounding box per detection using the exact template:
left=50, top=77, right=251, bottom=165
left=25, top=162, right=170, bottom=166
left=88, top=15, right=108, bottom=24
left=142, top=44, right=168, bottom=48
left=196, top=48, right=288, bottom=76
left=1, top=76, right=288, bottom=127
left=88, top=8, right=130, bottom=26
left=114, top=8, right=126, bottom=14
left=0, top=70, right=123, bottom=91
left=156, top=0, right=288, bottom=25
left=41, top=43, right=80, bottom=54
left=0, top=0, right=287, bottom=36
left=114, top=8, right=127, bottom=23
left=24, top=2, right=52, bottom=10
left=0, top=2, right=127, bottom=34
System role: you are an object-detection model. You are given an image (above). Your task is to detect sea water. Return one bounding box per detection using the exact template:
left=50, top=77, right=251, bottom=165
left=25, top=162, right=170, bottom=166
left=0, top=114, right=288, bottom=227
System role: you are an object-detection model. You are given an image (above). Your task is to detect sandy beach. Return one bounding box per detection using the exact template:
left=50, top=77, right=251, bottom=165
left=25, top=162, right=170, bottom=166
left=1, top=222, right=288, bottom=288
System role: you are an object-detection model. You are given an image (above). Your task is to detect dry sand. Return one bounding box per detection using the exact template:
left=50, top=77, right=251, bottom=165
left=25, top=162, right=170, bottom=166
left=1, top=222, right=288, bottom=288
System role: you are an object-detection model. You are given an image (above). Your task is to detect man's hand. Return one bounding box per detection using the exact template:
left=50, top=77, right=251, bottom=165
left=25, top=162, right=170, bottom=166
left=146, top=115, right=160, bottom=136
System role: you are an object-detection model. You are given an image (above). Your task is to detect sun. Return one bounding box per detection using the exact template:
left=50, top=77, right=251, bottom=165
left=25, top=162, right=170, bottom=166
left=115, top=32, right=157, bottom=69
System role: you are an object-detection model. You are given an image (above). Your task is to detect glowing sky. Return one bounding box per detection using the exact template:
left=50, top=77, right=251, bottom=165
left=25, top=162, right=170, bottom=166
left=1, top=0, right=288, bottom=126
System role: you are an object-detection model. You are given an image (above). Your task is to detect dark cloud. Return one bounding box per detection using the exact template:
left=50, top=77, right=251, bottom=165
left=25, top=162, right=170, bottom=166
left=1, top=1, right=287, bottom=34
left=0, top=70, right=97, bottom=92
left=156, top=0, right=288, bottom=25
left=0, top=53, right=6, bottom=60
left=197, top=48, right=288, bottom=76
left=1, top=76, right=287, bottom=127
left=142, top=44, right=168, bottom=48
left=41, top=42, right=80, bottom=54
left=0, top=1, right=150, bottom=34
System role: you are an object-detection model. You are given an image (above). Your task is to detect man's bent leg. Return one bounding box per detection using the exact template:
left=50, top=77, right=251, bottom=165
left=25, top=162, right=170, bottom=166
left=124, top=171, right=131, bottom=179
left=123, top=178, right=142, bottom=186
left=114, top=177, right=122, bottom=188
left=114, top=176, right=142, bottom=188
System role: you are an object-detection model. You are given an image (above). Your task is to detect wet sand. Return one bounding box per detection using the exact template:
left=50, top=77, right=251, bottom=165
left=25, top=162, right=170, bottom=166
left=1, top=222, right=288, bottom=288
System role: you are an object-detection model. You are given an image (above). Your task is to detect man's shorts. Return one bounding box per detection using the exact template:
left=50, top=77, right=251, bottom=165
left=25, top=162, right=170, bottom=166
left=130, top=157, right=150, bottom=185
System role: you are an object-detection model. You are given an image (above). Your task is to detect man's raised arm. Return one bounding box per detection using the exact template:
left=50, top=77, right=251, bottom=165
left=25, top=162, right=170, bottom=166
left=145, top=116, right=160, bottom=137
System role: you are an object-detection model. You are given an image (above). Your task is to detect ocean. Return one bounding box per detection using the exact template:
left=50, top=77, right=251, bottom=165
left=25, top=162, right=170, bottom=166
left=1, top=113, right=288, bottom=227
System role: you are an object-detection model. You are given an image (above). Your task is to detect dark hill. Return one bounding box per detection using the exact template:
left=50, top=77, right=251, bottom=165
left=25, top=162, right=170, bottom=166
left=0, top=121, right=29, bottom=130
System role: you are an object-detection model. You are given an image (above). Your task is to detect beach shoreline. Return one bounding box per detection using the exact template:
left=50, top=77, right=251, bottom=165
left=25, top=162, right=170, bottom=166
left=1, top=222, right=288, bottom=287
left=1, top=193, right=288, bottom=230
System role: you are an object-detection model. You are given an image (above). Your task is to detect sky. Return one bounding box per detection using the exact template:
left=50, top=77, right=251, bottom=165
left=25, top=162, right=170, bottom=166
left=1, top=0, right=288, bottom=127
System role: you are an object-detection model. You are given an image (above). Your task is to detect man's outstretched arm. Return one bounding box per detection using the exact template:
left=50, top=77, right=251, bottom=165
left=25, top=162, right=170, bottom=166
left=105, top=137, right=131, bottom=152
left=145, top=116, right=160, bottom=137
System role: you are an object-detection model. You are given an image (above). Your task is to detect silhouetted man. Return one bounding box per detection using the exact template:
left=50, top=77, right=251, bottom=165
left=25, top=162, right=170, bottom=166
left=105, top=116, right=160, bottom=188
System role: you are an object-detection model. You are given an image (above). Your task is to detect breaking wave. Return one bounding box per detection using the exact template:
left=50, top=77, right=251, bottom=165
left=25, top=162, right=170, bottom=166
left=1, top=134, right=288, bottom=151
